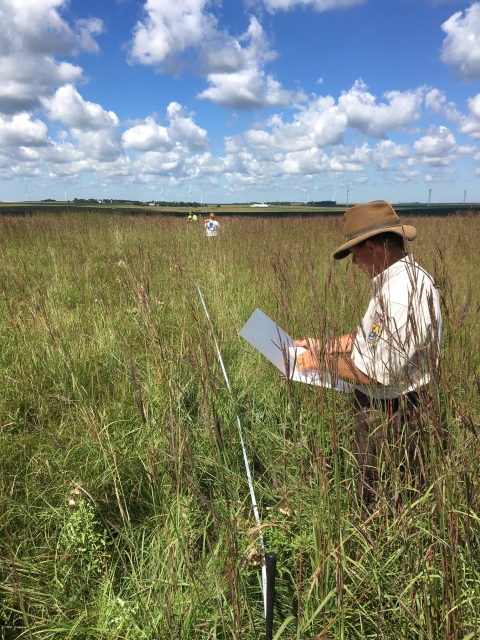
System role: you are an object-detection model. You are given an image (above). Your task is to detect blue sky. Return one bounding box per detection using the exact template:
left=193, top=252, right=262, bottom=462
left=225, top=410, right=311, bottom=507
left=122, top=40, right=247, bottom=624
left=1, top=0, right=480, bottom=203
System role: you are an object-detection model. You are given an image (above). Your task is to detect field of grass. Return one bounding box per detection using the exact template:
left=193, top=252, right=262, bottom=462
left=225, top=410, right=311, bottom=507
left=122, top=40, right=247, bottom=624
left=1, top=202, right=480, bottom=218
left=0, top=212, right=479, bottom=639
left=0, top=203, right=343, bottom=217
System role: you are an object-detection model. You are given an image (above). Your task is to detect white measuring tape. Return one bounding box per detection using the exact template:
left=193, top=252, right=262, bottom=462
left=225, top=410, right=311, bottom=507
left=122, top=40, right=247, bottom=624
left=197, top=286, right=267, bottom=616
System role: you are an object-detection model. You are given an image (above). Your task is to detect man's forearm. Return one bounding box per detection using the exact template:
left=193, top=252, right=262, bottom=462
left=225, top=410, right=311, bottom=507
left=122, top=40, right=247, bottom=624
left=303, top=332, right=356, bottom=354
left=325, top=355, right=371, bottom=385
left=296, top=349, right=373, bottom=384
left=327, top=332, right=356, bottom=355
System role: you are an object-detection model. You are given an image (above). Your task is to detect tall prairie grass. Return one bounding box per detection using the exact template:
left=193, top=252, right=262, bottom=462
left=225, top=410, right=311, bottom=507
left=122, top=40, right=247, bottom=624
left=0, top=212, right=479, bottom=639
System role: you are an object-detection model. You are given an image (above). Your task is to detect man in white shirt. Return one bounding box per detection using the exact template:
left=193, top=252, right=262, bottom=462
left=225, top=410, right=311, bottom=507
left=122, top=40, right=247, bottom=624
left=294, top=201, right=442, bottom=506
left=204, top=213, right=220, bottom=237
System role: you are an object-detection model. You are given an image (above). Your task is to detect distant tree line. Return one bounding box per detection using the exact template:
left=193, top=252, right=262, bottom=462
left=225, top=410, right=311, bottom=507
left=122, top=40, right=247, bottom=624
left=66, top=199, right=210, bottom=207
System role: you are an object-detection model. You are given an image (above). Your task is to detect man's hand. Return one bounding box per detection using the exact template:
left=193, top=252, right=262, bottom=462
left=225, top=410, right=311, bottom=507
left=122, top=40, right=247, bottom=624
left=296, top=351, right=372, bottom=382
left=294, top=333, right=356, bottom=355
left=295, top=349, right=322, bottom=372
left=293, top=337, right=319, bottom=350
left=293, top=337, right=322, bottom=371
left=293, top=332, right=367, bottom=378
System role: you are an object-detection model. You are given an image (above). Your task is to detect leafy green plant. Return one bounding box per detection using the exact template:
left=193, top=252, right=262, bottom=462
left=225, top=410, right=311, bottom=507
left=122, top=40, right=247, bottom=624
left=57, top=491, right=109, bottom=585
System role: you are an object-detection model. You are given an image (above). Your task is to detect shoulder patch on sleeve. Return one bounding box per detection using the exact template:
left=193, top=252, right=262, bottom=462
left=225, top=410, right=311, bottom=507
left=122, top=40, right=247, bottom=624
left=368, top=311, right=383, bottom=345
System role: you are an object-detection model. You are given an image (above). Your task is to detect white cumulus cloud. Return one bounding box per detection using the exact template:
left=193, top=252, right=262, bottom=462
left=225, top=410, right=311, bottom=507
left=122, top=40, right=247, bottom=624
left=0, top=0, right=103, bottom=114
left=198, top=68, right=293, bottom=110
left=42, top=85, right=124, bottom=164
left=458, top=93, right=480, bottom=138
left=337, top=80, right=423, bottom=138
left=72, top=129, right=123, bottom=163
left=372, top=140, right=410, bottom=169
left=413, top=125, right=472, bottom=167
left=394, top=169, right=420, bottom=184
left=261, top=0, right=365, bottom=12
left=133, top=148, right=190, bottom=180
left=130, top=0, right=216, bottom=67
left=0, top=113, right=50, bottom=147
left=245, top=80, right=423, bottom=153
left=441, top=3, right=480, bottom=79
left=130, top=2, right=295, bottom=109
left=425, top=88, right=446, bottom=113
left=44, top=85, right=119, bottom=131
left=122, top=102, right=208, bottom=152
left=246, top=96, right=347, bottom=150
left=167, top=102, right=209, bottom=150
left=197, top=17, right=296, bottom=109
left=424, top=88, right=460, bottom=120
left=122, top=117, right=172, bottom=152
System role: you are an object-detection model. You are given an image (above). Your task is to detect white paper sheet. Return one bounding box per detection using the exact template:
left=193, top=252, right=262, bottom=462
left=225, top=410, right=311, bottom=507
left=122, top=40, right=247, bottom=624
left=239, top=308, right=352, bottom=393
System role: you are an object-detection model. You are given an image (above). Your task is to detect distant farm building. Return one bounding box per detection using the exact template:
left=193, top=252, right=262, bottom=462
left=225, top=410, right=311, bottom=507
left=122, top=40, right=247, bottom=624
left=250, top=203, right=269, bottom=208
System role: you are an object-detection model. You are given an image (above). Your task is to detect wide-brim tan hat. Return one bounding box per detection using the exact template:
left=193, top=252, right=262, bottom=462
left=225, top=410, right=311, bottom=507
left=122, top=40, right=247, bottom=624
left=333, top=200, right=417, bottom=260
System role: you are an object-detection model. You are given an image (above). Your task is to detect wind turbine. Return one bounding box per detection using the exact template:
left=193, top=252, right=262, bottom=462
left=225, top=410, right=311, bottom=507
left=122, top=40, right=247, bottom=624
left=64, top=185, right=67, bottom=202
left=333, top=191, right=336, bottom=203
left=187, top=184, right=193, bottom=201
left=463, top=189, right=467, bottom=204
left=159, top=187, right=164, bottom=202
left=428, top=188, right=432, bottom=207
left=346, top=182, right=350, bottom=207
left=25, top=186, right=28, bottom=202
left=200, top=191, right=204, bottom=205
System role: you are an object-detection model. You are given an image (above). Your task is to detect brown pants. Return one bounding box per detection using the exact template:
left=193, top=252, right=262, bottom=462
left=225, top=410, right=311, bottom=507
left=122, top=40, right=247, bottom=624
left=353, top=389, right=420, bottom=507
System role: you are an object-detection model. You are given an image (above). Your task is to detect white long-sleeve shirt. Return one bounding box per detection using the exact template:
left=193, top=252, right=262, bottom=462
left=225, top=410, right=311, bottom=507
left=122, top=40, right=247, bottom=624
left=351, top=256, right=442, bottom=399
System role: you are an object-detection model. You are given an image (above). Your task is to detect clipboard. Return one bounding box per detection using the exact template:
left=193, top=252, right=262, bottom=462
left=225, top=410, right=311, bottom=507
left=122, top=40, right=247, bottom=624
left=239, top=309, right=352, bottom=393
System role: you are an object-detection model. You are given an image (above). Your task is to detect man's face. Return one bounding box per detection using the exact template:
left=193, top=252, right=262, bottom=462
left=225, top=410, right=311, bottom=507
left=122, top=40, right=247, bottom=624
left=350, top=241, right=377, bottom=278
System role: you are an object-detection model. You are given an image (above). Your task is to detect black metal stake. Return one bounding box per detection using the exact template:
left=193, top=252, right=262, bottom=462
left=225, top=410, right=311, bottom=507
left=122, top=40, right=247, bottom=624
left=265, top=552, right=277, bottom=640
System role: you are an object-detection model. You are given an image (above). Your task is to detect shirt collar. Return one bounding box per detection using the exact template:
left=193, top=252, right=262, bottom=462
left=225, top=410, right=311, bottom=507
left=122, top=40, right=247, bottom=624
left=371, top=254, right=413, bottom=294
